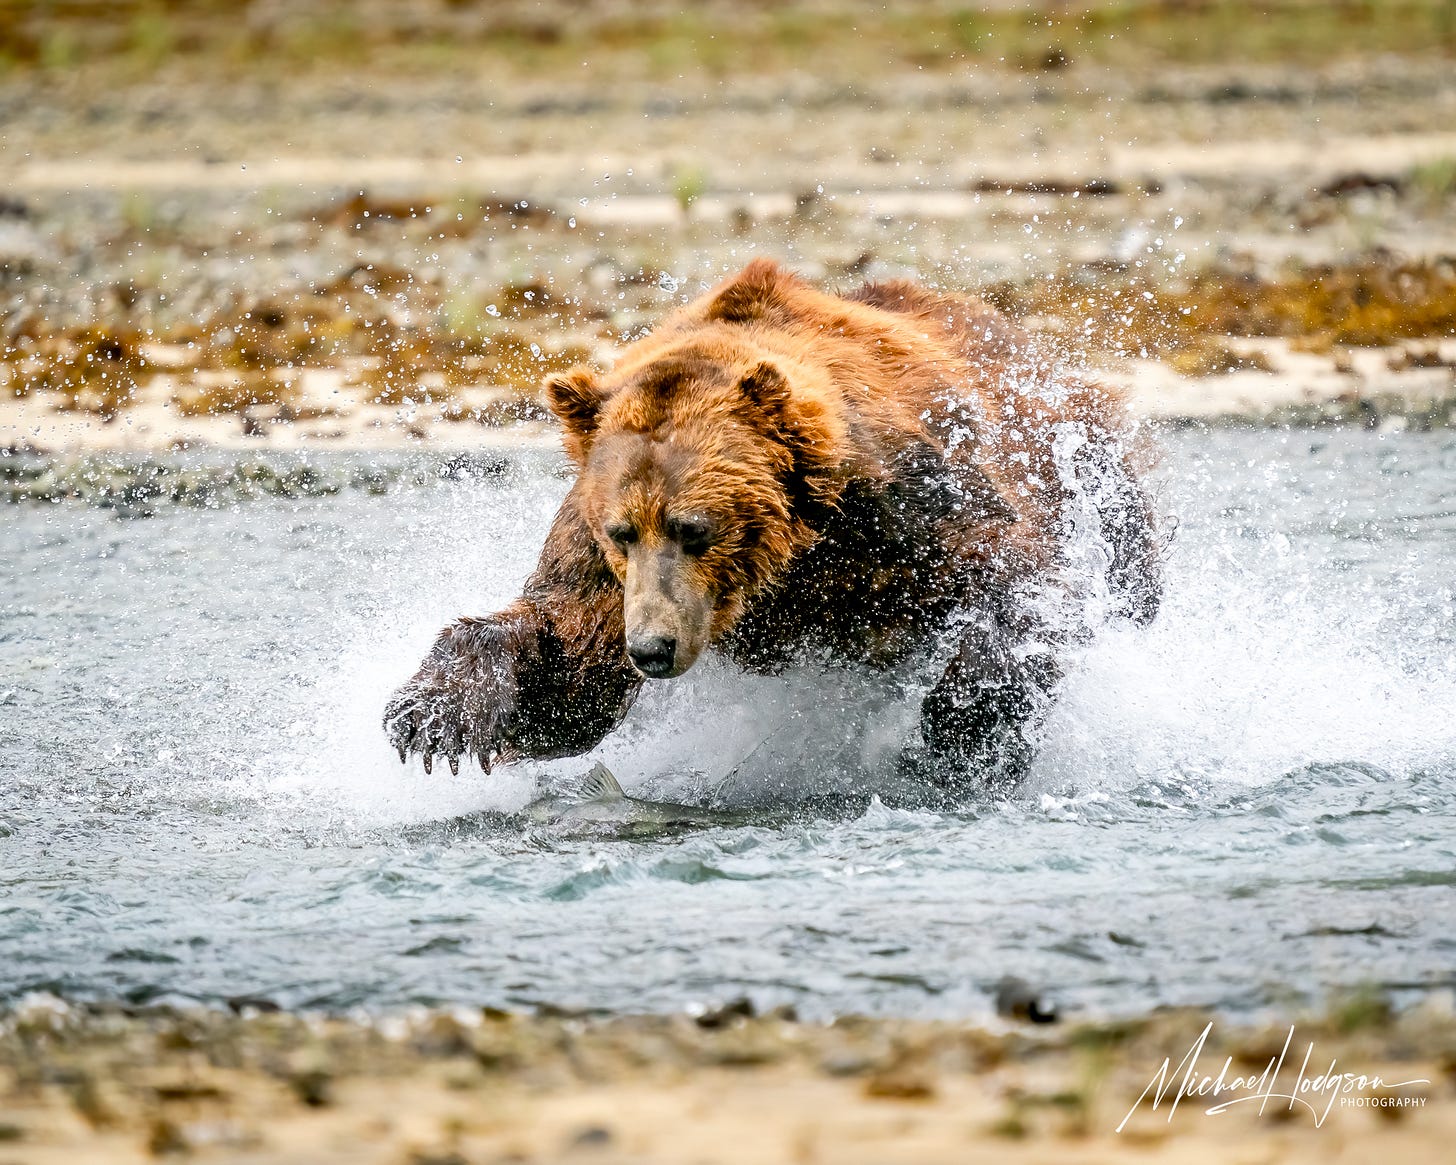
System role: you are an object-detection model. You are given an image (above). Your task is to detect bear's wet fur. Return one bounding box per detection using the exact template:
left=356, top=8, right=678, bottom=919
left=385, top=259, right=1161, bottom=792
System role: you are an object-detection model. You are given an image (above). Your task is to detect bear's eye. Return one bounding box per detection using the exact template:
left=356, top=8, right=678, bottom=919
left=668, top=516, right=713, bottom=556
left=604, top=521, right=637, bottom=549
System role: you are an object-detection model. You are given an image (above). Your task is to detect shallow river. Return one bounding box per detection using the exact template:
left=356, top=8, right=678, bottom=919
left=2, top=427, right=1454, bottom=1020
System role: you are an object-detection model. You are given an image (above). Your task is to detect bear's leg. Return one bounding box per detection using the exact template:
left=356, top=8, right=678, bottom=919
left=914, top=615, right=1061, bottom=796
left=384, top=597, right=641, bottom=774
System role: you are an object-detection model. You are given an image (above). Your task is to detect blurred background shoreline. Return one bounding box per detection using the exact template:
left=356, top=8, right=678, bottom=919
left=3, top=0, right=1456, bottom=459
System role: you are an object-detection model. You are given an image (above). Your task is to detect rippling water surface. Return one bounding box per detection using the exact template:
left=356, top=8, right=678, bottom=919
left=2, top=428, right=1454, bottom=1019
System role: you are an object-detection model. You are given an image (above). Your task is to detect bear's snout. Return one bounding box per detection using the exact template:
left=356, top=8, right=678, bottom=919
left=626, top=634, right=678, bottom=678
left=621, top=543, right=712, bottom=679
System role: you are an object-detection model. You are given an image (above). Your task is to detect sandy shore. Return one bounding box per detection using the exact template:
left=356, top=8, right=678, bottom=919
left=1, top=1001, right=1452, bottom=1163
left=6, top=332, right=1456, bottom=460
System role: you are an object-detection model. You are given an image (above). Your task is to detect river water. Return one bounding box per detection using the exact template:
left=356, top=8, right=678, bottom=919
left=2, top=427, right=1453, bottom=1020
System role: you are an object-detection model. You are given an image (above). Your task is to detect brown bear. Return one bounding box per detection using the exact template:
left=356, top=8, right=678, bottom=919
left=384, top=259, right=1161, bottom=792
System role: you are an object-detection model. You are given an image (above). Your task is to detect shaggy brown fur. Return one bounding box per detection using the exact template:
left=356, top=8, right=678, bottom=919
left=385, top=259, right=1161, bottom=790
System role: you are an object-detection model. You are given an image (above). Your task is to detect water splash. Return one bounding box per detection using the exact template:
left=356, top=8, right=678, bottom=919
left=4, top=433, right=1455, bottom=1017
left=233, top=428, right=1456, bottom=834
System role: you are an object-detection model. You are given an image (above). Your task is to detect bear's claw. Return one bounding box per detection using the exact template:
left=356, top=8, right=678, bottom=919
left=382, top=686, right=465, bottom=774
left=383, top=615, right=523, bottom=775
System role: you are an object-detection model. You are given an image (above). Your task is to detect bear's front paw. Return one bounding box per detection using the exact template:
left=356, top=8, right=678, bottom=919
left=383, top=618, right=523, bottom=775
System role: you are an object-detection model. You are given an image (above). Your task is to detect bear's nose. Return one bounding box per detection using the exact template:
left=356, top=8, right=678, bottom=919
left=627, top=635, right=677, bottom=678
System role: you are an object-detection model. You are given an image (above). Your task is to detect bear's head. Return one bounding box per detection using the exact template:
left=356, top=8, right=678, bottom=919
left=545, top=337, right=846, bottom=679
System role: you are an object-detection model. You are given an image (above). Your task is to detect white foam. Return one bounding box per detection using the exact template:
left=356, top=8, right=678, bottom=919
left=254, top=472, right=567, bottom=828
left=1033, top=541, right=1456, bottom=796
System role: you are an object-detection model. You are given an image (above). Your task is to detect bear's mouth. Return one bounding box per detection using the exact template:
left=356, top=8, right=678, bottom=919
left=626, top=633, right=683, bottom=678
left=623, top=621, right=708, bottom=679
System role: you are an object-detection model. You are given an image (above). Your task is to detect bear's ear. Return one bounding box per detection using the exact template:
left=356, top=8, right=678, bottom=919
left=543, top=367, right=606, bottom=463
left=738, top=361, right=792, bottom=422
left=704, top=258, right=791, bottom=324
left=739, top=359, right=845, bottom=509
